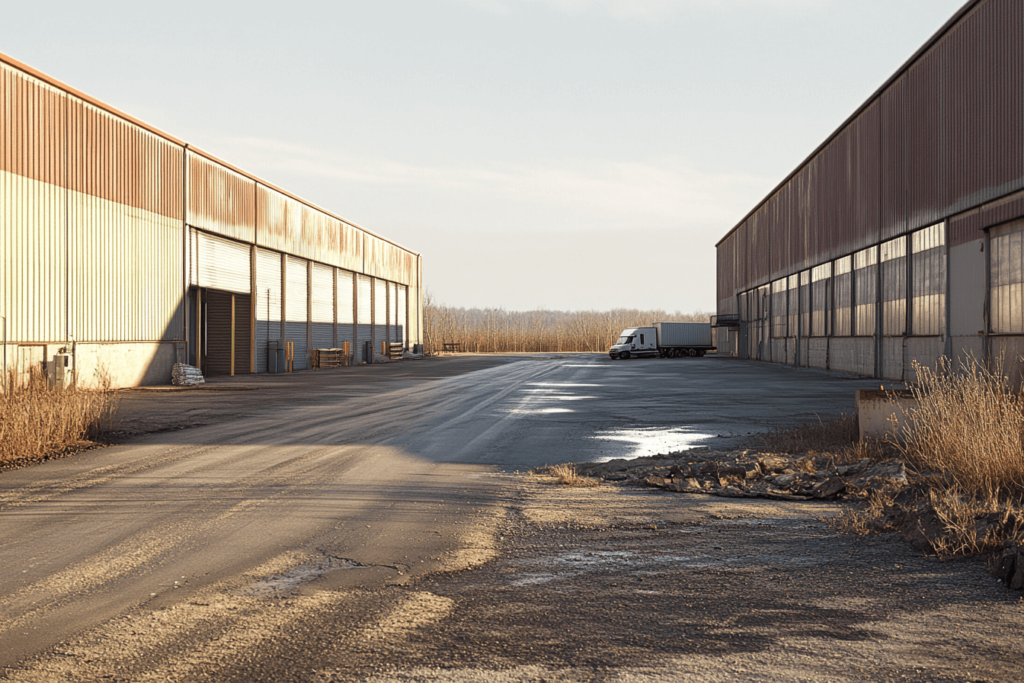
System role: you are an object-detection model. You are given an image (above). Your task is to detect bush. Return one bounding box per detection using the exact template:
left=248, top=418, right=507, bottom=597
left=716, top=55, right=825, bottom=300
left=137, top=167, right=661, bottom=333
left=0, top=368, right=119, bottom=468
left=895, top=356, right=1024, bottom=501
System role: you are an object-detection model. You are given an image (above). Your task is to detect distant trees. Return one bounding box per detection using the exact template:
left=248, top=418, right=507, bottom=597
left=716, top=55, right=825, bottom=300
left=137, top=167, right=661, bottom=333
left=422, top=294, right=710, bottom=354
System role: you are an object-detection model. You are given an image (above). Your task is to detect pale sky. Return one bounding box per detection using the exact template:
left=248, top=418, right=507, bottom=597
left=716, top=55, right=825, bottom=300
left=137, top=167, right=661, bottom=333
left=3, top=0, right=966, bottom=312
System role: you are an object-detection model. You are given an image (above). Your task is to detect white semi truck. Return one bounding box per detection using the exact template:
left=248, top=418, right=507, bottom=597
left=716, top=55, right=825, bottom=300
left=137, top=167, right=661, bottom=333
left=608, top=321, right=715, bottom=360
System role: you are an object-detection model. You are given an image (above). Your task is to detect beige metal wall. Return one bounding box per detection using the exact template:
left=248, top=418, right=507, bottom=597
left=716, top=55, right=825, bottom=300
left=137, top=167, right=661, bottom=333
left=1, top=63, right=67, bottom=344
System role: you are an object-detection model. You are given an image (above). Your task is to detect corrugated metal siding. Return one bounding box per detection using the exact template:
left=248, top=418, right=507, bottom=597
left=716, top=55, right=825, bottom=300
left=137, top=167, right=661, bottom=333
left=718, top=0, right=1023, bottom=326
left=285, top=256, right=308, bottom=323
left=257, top=186, right=303, bottom=258
left=1, top=64, right=67, bottom=343
left=311, top=262, right=334, bottom=350
left=65, top=96, right=184, bottom=342
left=195, top=230, right=251, bottom=294
left=337, top=269, right=354, bottom=325
left=67, top=97, right=182, bottom=221
left=255, top=248, right=282, bottom=374
left=188, top=151, right=255, bottom=243
left=373, top=277, right=387, bottom=351
left=364, top=234, right=416, bottom=285
left=396, top=285, right=407, bottom=344
left=356, top=274, right=372, bottom=325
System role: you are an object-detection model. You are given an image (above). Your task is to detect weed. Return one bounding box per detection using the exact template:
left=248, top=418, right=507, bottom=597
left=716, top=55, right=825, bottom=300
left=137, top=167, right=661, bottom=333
left=534, top=463, right=599, bottom=488
left=0, top=367, right=120, bottom=468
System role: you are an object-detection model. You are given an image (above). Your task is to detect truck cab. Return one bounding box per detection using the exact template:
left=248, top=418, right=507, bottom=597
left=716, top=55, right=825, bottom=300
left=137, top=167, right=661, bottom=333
left=608, top=327, right=658, bottom=359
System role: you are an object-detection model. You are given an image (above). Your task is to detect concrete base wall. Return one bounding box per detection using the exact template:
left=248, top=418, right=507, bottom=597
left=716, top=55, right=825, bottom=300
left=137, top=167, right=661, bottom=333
left=829, top=338, right=875, bottom=376
left=1, top=341, right=180, bottom=390
left=904, top=337, right=946, bottom=383
left=74, top=342, right=182, bottom=388
left=990, top=336, right=1024, bottom=390
left=807, top=338, right=828, bottom=369
left=770, top=338, right=786, bottom=363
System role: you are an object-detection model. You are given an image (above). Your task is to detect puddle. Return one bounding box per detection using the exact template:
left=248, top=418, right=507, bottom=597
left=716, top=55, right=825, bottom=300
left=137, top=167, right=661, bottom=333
left=243, top=556, right=362, bottom=596
left=507, top=407, right=575, bottom=415
left=590, top=427, right=715, bottom=461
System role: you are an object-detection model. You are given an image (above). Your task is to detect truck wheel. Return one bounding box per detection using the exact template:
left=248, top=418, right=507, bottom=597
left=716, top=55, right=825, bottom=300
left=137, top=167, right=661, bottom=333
left=688, top=348, right=697, bottom=357
left=620, top=351, right=630, bottom=360
left=698, top=349, right=705, bottom=357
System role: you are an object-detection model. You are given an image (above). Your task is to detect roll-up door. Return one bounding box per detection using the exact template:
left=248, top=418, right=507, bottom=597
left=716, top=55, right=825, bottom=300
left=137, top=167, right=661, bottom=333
left=396, top=285, right=407, bottom=345
left=286, top=256, right=309, bottom=370
left=356, top=274, right=372, bottom=363
left=311, top=263, right=335, bottom=350
left=204, top=290, right=251, bottom=376
left=374, top=278, right=387, bottom=357
left=255, top=249, right=282, bottom=373
left=194, top=230, right=251, bottom=294
left=337, top=270, right=355, bottom=352
left=388, top=282, right=399, bottom=342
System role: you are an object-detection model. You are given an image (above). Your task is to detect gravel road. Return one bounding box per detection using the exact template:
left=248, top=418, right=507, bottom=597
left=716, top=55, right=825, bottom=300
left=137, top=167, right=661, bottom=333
left=2, top=355, right=1019, bottom=681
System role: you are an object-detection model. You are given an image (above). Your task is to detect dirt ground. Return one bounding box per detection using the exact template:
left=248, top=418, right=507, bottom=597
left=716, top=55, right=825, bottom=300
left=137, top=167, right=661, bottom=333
left=8, top=475, right=1021, bottom=682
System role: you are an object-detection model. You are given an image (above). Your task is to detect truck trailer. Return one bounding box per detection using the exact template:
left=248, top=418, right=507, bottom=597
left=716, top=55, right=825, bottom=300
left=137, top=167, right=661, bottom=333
left=608, top=322, right=715, bottom=360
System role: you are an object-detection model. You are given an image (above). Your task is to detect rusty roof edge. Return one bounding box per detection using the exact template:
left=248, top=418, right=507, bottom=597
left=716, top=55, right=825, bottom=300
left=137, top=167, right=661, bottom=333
left=0, top=50, right=420, bottom=259
left=715, top=0, right=981, bottom=248
left=187, top=147, right=421, bottom=257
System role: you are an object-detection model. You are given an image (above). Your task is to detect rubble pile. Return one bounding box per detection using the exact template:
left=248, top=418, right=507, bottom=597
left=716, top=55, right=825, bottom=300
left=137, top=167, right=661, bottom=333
left=577, top=449, right=907, bottom=502
left=171, top=363, right=205, bottom=386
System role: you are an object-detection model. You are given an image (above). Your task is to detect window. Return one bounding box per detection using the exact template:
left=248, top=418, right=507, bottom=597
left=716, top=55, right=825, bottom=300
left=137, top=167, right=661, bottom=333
left=811, top=263, right=831, bottom=336
left=911, top=223, right=946, bottom=336
left=833, top=256, right=852, bottom=336
left=881, top=237, right=907, bottom=336
left=799, top=270, right=811, bottom=337
left=854, top=247, right=877, bottom=335
left=639, top=333, right=645, bottom=344
left=990, top=219, right=1024, bottom=334
left=787, top=274, right=799, bottom=337
left=771, top=279, right=787, bottom=337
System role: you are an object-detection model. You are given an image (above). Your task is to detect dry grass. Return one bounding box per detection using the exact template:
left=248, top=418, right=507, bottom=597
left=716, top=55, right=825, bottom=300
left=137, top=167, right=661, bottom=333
left=894, top=356, right=1024, bottom=501
left=534, top=463, right=599, bottom=488
left=754, top=414, right=889, bottom=464
left=0, top=368, right=119, bottom=468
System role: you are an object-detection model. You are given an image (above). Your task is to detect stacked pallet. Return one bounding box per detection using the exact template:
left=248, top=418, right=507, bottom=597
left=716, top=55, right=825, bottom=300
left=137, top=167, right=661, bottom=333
left=171, top=363, right=205, bottom=386
left=312, top=348, right=349, bottom=369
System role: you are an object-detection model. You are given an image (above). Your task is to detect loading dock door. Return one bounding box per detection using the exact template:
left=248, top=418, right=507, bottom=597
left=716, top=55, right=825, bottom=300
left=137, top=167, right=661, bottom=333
left=203, top=290, right=251, bottom=376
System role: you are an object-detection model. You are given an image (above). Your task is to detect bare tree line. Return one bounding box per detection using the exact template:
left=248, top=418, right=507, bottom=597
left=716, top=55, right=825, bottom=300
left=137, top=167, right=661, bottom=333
left=422, top=291, right=711, bottom=354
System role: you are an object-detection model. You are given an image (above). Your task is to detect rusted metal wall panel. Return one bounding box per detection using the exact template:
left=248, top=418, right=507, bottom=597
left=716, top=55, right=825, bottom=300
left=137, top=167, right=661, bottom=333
left=906, top=49, right=944, bottom=231
left=1, top=64, right=67, bottom=343
left=943, top=1, right=1024, bottom=217
left=879, top=75, right=907, bottom=241
left=716, top=235, right=737, bottom=315
left=256, top=185, right=302, bottom=258
left=187, top=151, right=255, bottom=243
left=363, top=233, right=416, bottom=286
left=67, top=97, right=182, bottom=222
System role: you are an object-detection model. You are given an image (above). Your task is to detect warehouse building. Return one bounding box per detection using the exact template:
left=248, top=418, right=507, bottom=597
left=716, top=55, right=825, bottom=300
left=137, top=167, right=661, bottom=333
left=1, top=53, right=422, bottom=389
left=714, top=0, right=1023, bottom=383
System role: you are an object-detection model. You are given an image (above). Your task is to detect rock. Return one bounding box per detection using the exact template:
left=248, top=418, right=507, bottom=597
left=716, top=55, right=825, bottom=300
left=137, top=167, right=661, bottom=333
left=848, top=460, right=908, bottom=489
left=809, top=477, right=846, bottom=500
left=666, top=478, right=704, bottom=494
left=766, top=472, right=800, bottom=488
left=645, top=475, right=670, bottom=489
left=715, top=485, right=755, bottom=499
left=759, top=456, right=790, bottom=474
left=762, top=489, right=811, bottom=502
left=743, top=462, right=762, bottom=479
left=604, top=473, right=628, bottom=481
left=992, top=546, right=1018, bottom=585
left=834, top=459, right=872, bottom=476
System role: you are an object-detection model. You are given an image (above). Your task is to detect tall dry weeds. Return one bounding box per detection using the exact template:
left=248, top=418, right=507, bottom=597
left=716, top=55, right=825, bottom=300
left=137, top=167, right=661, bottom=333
left=894, top=356, right=1024, bottom=501
left=0, top=368, right=119, bottom=467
